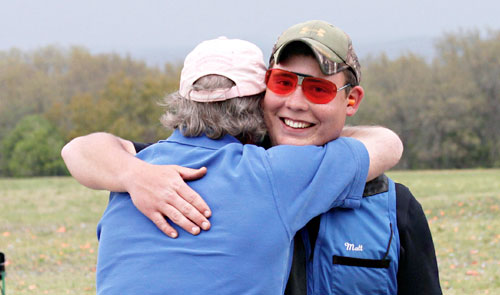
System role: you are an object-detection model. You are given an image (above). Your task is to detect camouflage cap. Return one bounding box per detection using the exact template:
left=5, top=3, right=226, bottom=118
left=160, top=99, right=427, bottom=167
left=270, top=20, right=361, bottom=84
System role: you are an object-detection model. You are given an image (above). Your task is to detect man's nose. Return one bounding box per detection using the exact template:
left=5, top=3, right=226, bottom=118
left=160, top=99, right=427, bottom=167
left=284, top=85, right=310, bottom=111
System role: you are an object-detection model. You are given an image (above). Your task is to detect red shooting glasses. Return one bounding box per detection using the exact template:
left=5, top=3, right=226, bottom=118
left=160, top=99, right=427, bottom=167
left=265, top=68, right=351, bottom=104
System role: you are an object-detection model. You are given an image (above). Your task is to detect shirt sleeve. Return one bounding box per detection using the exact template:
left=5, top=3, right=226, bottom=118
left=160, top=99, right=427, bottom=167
left=264, top=137, right=369, bottom=235
left=396, top=183, right=443, bottom=295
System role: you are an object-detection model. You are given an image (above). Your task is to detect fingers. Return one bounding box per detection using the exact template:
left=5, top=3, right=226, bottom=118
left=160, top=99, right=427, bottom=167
left=176, top=166, right=207, bottom=180
left=169, top=193, right=211, bottom=232
left=176, top=181, right=212, bottom=218
left=138, top=191, right=209, bottom=236
left=171, top=165, right=212, bottom=218
left=148, top=211, right=178, bottom=238
left=157, top=203, right=204, bottom=236
left=130, top=165, right=212, bottom=237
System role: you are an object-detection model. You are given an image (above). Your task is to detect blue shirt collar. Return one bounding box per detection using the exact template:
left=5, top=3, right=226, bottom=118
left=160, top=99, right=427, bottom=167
left=164, top=129, right=241, bottom=150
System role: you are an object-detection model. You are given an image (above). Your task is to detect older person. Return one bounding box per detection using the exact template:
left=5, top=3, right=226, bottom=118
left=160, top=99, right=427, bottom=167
left=68, top=36, right=401, bottom=294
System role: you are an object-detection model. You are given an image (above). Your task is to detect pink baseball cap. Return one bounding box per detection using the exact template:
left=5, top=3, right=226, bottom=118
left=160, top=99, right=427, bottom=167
left=179, top=37, right=267, bottom=102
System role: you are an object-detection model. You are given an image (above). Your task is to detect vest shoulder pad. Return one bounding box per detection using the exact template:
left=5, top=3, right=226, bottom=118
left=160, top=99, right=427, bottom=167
left=363, top=174, right=389, bottom=197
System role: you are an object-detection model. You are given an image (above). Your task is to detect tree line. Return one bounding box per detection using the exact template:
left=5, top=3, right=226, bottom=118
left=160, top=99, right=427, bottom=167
left=0, top=29, right=498, bottom=176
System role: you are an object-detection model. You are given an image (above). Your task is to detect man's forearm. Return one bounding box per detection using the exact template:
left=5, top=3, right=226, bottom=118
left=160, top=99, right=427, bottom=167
left=61, top=132, right=212, bottom=237
left=341, top=126, right=403, bottom=181
left=61, top=132, right=140, bottom=192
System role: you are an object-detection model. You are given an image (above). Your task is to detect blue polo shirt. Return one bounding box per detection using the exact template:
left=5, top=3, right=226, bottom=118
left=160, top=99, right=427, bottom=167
left=96, top=130, right=369, bottom=295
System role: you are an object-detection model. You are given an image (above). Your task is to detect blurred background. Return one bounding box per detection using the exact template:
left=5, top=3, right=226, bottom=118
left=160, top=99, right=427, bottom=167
left=0, top=0, right=499, bottom=174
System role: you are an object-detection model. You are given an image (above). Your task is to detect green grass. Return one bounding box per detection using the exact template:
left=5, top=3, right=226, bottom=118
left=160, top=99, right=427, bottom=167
left=1, top=170, right=499, bottom=294
left=0, top=177, right=108, bottom=294
left=387, top=170, right=500, bottom=295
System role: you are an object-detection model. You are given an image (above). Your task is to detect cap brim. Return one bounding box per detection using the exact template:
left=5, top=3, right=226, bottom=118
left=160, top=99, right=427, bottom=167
left=274, top=38, right=345, bottom=66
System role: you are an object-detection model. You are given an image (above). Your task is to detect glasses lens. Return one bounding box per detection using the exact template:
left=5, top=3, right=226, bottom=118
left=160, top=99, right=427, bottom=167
left=266, top=69, right=297, bottom=95
left=302, top=78, right=337, bottom=104
left=266, top=69, right=339, bottom=104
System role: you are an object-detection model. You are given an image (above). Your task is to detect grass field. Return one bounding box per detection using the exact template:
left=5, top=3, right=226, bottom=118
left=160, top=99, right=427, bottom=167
left=1, top=169, right=499, bottom=294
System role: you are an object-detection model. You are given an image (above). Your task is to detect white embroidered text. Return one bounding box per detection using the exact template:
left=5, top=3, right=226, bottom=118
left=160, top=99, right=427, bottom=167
left=344, top=242, right=363, bottom=251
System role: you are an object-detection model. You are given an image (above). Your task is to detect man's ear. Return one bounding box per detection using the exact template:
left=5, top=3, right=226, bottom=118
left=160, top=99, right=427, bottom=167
left=346, top=85, right=364, bottom=117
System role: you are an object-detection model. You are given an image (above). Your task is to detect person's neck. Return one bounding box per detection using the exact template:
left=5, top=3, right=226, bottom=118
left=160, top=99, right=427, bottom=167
left=236, top=134, right=271, bottom=148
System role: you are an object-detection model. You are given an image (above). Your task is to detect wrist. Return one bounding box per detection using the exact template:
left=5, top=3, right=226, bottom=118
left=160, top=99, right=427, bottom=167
left=118, top=155, right=149, bottom=193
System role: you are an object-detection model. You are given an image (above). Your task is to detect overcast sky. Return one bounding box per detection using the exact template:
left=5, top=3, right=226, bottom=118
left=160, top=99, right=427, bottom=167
left=1, top=0, right=499, bottom=65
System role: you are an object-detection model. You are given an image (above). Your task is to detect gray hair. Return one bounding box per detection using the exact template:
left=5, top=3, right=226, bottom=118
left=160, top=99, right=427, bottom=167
left=161, top=75, right=267, bottom=143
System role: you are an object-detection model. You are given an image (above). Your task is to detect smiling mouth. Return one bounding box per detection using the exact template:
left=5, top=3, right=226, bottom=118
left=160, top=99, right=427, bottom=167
left=282, top=118, right=313, bottom=129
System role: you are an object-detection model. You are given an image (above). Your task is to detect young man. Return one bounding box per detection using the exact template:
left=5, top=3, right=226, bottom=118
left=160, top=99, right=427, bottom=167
left=64, top=36, right=402, bottom=294
left=264, top=21, right=441, bottom=295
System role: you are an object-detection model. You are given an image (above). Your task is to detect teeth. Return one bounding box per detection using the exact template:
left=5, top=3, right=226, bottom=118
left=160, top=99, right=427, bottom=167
left=284, top=118, right=311, bottom=129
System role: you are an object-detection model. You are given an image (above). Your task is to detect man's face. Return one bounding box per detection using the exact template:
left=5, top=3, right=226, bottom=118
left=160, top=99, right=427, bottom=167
left=262, top=54, right=350, bottom=146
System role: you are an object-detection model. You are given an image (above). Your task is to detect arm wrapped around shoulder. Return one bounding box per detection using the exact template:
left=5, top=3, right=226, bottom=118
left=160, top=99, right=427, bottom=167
left=341, top=125, right=403, bottom=181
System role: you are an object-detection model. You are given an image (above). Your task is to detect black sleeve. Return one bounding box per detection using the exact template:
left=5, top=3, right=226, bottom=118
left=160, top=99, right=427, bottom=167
left=133, top=142, right=152, bottom=153
left=284, top=215, right=321, bottom=295
left=284, top=233, right=308, bottom=295
left=396, top=183, right=442, bottom=295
